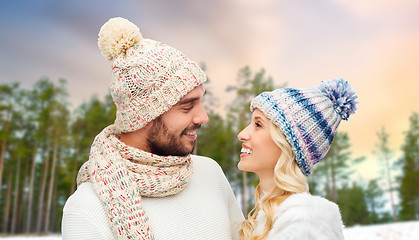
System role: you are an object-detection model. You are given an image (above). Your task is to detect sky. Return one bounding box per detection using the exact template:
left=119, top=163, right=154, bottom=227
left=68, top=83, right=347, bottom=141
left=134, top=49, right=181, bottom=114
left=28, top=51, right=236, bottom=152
left=0, top=0, right=418, bottom=184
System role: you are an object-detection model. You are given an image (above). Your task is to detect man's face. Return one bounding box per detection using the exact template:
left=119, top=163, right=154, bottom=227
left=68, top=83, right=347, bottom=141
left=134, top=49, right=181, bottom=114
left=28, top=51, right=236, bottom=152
left=146, top=85, right=208, bottom=156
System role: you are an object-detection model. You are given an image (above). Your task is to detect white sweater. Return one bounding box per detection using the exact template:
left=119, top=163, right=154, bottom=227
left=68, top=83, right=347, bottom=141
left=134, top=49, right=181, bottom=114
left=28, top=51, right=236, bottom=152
left=62, top=155, right=244, bottom=240
left=254, top=193, right=344, bottom=240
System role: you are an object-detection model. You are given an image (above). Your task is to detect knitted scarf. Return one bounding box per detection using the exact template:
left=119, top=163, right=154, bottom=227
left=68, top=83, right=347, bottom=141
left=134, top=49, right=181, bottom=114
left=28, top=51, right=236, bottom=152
left=77, top=125, right=193, bottom=239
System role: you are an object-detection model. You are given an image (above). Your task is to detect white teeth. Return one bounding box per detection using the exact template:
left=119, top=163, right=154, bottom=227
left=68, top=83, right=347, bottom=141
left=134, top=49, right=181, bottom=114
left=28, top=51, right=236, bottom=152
left=185, top=131, right=197, bottom=136
left=241, top=148, right=252, bottom=154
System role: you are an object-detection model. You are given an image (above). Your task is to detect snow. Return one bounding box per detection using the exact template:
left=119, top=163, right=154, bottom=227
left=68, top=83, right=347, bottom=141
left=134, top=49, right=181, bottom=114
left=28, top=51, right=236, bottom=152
left=0, top=221, right=418, bottom=239
left=0, top=235, right=61, bottom=240
left=344, top=221, right=419, bottom=240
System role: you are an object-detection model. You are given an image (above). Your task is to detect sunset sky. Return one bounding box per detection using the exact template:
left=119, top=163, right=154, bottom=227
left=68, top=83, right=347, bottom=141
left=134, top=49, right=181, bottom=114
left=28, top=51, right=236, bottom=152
left=1, top=0, right=418, bottom=183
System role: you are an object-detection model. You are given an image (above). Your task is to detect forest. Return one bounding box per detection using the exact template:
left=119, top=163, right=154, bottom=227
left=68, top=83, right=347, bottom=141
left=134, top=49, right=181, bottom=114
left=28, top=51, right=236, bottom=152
left=0, top=66, right=418, bottom=234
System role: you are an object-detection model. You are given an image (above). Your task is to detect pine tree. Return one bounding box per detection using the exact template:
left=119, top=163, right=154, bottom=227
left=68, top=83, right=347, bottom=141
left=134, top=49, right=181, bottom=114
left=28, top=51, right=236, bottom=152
left=310, top=132, right=364, bottom=202
left=374, top=126, right=397, bottom=221
left=0, top=83, right=26, bottom=232
left=8, top=98, right=28, bottom=233
left=0, top=82, right=20, bottom=202
left=44, top=78, right=70, bottom=232
left=337, top=182, right=368, bottom=226
left=365, top=179, right=387, bottom=223
left=398, top=112, right=419, bottom=220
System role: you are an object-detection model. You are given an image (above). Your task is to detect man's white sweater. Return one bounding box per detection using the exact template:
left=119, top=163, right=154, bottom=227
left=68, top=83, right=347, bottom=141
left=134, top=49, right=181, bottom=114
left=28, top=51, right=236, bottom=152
left=62, top=155, right=244, bottom=240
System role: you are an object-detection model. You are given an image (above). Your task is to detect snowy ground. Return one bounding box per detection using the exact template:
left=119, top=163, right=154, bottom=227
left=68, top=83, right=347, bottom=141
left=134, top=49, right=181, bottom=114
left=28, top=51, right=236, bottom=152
left=0, top=221, right=418, bottom=239
left=0, top=235, right=60, bottom=240
left=343, top=220, right=419, bottom=240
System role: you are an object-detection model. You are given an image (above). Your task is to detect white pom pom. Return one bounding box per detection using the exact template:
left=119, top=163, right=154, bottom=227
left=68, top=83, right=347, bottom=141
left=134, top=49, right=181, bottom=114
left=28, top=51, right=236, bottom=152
left=98, top=17, right=143, bottom=60
left=319, top=78, right=358, bottom=120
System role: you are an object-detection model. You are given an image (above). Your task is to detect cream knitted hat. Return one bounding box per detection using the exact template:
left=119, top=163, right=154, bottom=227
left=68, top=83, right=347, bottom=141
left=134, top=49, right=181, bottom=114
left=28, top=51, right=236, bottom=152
left=250, top=79, right=358, bottom=176
left=98, top=17, right=207, bottom=133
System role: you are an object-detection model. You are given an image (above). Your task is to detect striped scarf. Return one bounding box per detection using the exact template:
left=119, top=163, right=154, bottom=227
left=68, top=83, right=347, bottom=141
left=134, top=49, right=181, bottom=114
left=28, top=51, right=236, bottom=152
left=77, top=125, right=193, bottom=239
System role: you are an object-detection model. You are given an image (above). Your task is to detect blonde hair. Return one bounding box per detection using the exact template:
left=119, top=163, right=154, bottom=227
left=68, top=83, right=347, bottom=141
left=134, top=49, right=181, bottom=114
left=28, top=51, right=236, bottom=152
left=239, top=121, right=309, bottom=240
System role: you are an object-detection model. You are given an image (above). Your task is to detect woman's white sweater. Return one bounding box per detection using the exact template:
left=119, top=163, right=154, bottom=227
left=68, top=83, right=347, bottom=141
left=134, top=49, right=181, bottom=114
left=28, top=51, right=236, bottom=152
left=255, top=192, right=344, bottom=240
left=62, top=155, right=244, bottom=240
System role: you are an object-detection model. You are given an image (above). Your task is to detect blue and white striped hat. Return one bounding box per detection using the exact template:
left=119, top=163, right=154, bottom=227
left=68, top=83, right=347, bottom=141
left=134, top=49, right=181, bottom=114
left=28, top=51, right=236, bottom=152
left=250, top=78, right=358, bottom=176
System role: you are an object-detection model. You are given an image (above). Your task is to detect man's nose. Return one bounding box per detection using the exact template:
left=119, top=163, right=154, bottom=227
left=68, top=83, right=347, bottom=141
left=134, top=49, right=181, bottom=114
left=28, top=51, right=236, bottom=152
left=193, top=103, right=209, bottom=124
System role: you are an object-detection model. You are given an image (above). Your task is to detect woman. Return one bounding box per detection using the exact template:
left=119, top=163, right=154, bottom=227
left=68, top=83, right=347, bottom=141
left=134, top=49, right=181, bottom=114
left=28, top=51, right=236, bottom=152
left=238, top=79, right=358, bottom=239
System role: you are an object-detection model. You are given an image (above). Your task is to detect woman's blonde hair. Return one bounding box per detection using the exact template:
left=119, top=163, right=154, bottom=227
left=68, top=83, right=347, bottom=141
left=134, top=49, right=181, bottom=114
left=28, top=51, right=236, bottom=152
left=239, top=121, right=309, bottom=240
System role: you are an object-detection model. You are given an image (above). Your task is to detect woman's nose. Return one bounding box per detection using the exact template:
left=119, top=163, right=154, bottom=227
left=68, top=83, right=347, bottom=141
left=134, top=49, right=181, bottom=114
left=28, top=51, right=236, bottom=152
left=237, top=126, right=250, bottom=141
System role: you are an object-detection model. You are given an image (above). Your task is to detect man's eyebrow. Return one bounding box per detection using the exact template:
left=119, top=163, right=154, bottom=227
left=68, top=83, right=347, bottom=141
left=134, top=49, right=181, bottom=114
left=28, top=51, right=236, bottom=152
left=177, top=90, right=206, bottom=105
left=177, top=97, right=200, bottom=105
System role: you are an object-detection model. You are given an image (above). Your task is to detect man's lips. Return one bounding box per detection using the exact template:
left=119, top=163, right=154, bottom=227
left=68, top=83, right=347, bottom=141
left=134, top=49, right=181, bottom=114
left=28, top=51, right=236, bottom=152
left=184, top=132, right=197, bottom=141
left=182, top=124, right=200, bottom=141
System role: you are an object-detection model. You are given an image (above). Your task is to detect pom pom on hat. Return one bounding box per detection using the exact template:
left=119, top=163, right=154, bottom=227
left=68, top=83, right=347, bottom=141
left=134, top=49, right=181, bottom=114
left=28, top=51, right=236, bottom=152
left=98, top=17, right=143, bottom=60
left=319, top=78, right=358, bottom=120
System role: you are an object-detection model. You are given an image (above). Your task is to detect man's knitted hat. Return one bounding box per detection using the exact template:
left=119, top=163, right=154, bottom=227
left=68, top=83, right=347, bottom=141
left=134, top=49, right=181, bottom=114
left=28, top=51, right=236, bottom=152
left=250, top=79, right=358, bottom=176
left=98, top=17, right=207, bottom=133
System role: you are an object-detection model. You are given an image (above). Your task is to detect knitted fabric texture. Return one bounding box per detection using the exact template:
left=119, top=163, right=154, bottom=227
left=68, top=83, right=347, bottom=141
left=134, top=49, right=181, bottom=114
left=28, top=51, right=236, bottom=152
left=98, top=17, right=207, bottom=133
left=250, top=78, right=358, bottom=176
left=77, top=125, right=193, bottom=239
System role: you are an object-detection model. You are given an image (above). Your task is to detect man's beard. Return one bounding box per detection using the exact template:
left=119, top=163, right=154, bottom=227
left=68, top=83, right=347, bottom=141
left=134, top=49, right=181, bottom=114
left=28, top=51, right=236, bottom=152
left=146, top=117, right=201, bottom=156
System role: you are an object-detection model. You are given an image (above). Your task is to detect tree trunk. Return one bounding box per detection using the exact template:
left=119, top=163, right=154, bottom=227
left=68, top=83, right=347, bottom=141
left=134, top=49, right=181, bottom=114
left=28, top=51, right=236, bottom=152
left=2, top=169, right=13, bottom=232
left=51, top=168, right=59, bottom=232
left=70, top=136, right=81, bottom=194
left=36, top=134, right=51, bottom=233
left=21, top=154, right=30, bottom=233
left=44, top=132, right=59, bottom=232
left=325, top=159, right=331, bottom=200
left=331, top=157, right=337, bottom=202
left=0, top=109, right=10, bottom=200
left=371, top=198, right=376, bottom=221
left=385, top=152, right=397, bottom=221
left=70, top=148, right=80, bottom=195
left=26, top=140, right=38, bottom=233
left=11, top=156, right=21, bottom=233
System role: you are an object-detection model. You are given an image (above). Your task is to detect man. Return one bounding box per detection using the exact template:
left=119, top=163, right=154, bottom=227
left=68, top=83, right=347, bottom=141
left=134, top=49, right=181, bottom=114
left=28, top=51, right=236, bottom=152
left=62, top=17, right=244, bottom=240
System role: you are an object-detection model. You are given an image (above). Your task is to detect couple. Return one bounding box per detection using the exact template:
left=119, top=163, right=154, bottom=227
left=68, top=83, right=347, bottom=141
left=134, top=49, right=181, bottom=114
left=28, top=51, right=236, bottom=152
left=62, top=17, right=358, bottom=240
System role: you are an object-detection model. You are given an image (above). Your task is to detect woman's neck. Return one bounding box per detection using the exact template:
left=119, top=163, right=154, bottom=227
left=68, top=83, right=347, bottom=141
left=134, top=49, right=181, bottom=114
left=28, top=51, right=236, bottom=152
left=258, top=174, right=275, bottom=193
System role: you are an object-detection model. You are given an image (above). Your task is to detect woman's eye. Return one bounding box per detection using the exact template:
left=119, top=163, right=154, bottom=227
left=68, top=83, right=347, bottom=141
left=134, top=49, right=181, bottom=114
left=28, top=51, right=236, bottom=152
left=255, top=122, right=262, bottom=128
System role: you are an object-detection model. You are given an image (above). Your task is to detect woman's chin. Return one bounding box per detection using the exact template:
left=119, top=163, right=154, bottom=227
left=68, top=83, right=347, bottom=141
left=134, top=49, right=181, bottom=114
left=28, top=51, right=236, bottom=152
left=238, top=161, right=252, bottom=172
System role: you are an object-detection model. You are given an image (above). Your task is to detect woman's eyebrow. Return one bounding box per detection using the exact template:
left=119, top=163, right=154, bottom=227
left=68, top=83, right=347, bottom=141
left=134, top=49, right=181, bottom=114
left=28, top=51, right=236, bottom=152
left=254, top=116, right=264, bottom=122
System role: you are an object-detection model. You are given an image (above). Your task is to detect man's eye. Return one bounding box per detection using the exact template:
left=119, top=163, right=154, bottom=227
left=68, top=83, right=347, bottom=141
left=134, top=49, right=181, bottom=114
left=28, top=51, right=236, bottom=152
left=183, top=106, right=193, bottom=111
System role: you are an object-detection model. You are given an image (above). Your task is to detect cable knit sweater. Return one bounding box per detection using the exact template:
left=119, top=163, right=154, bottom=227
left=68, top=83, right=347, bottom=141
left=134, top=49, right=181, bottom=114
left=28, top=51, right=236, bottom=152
left=62, top=155, right=244, bottom=240
left=254, top=193, right=344, bottom=240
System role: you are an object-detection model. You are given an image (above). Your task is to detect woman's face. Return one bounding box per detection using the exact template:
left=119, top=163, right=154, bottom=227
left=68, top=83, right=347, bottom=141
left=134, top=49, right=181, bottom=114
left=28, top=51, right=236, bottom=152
left=237, top=109, right=282, bottom=177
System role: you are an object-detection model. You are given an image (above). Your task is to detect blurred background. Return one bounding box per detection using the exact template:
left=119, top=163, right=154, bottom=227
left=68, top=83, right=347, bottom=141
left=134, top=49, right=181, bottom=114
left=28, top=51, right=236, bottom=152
left=0, top=0, right=418, bottom=235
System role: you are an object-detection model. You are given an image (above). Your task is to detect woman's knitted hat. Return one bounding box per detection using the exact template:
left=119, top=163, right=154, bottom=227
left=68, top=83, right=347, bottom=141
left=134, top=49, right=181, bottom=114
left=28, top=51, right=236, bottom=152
left=250, top=79, right=358, bottom=176
left=98, top=17, right=207, bottom=133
